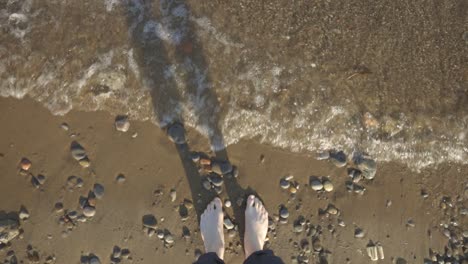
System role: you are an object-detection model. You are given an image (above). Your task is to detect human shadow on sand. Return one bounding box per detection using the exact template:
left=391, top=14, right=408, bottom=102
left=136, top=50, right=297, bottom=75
left=123, top=0, right=253, bottom=240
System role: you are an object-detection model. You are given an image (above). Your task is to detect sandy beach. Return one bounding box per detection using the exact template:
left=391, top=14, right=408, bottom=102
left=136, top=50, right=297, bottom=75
left=0, top=97, right=466, bottom=263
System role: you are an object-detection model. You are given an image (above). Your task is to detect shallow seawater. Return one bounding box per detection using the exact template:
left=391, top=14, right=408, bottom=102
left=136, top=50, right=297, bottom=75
left=1, top=0, right=467, bottom=171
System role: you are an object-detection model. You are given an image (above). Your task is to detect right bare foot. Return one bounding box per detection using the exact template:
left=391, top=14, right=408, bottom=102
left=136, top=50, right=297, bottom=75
left=244, top=195, right=268, bottom=259
left=200, top=198, right=225, bottom=259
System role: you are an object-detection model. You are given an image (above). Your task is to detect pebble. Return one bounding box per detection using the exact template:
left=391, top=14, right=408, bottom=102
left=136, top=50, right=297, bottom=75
left=326, top=205, right=338, bottom=215
left=202, top=178, right=211, bottom=191
left=37, top=175, right=46, bottom=185
left=54, top=202, right=64, bottom=213
left=19, top=158, right=32, bottom=171
left=348, top=169, right=362, bottom=183
left=214, top=186, right=223, bottom=194
left=354, top=228, right=365, bottom=238
left=293, top=223, right=303, bottom=233
left=93, top=184, right=105, bottom=199
left=79, top=158, right=90, bottom=168
left=115, top=115, right=130, bottom=132
left=89, top=256, right=101, bottom=264
left=224, top=200, right=231, bottom=208
left=310, top=179, right=323, bottom=191
left=147, top=228, right=155, bottom=237
left=223, top=218, right=235, bottom=230
left=289, top=186, right=297, bottom=194
left=228, top=229, right=236, bottom=238
left=280, top=179, right=290, bottom=189
left=167, top=123, right=186, bottom=144
left=112, top=246, right=121, bottom=259
left=209, top=174, right=224, bottom=187
left=164, top=234, right=174, bottom=244
left=279, top=207, right=289, bottom=219
left=184, top=199, right=194, bottom=209
left=330, top=151, right=347, bottom=167
left=232, top=166, right=239, bottom=178
left=31, top=176, right=41, bottom=188
left=191, top=152, right=200, bottom=163
left=60, top=123, right=69, bottom=131
left=70, top=142, right=87, bottom=161
left=462, top=230, right=468, bottom=238
left=156, top=230, right=165, bottom=239
left=19, top=207, right=29, bottom=220
left=323, top=180, right=334, bottom=192
left=316, top=151, right=330, bottom=160
left=406, top=219, right=415, bottom=228
left=357, top=158, right=377, bottom=180
left=116, top=174, right=126, bottom=183
left=142, top=214, right=157, bottom=228
left=170, top=189, right=177, bottom=202
left=121, top=249, right=130, bottom=259
left=83, top=206, right=96, bottom=217
left=338, top=219, right=346, bottom=227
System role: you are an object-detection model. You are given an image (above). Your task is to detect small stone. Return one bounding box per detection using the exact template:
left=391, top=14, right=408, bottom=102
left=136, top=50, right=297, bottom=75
left=164, top=234, right=174, bottom=244
left=214, top=186, right=223, bottom=194
left=93, top=184, right=105, bottom=199
left=202, top=178, right=212, bottom=191
left=354, top=228, right=365, bottom=238
left=37, top=175, right=46, bottom=185
left=326, top=205, right=338, bottom=215
left=68, top=210, right=78, bottom=219
left=356, top=158, right=377, bottom=180
left=200, top=158, right=211, bottom=165
left=330, top=151, right=347, bottom=167
left=83, top=206, right=96, bottom=217
left=60, top=123, right=69, bottom=131
left=170, top=189, right=177, bottom=202
left=462, top=230, right=468, bottom=238
left=115, top=115, right=130, bottom=132
left=224, top=218, right=235, bottom=230
left=19, top=158, right=32, bottom=171
left=184, top=199, right=194, bottom=209
left=323, top=180, right=334, bottom=192
left=70, top=141, right=87, bottom=161
left=121, top=249, right=130, bottom=259
left=310, top=179, right=323, bottom=191
left=293, top=223, right=303, bottom=233
left=236, top=197, right=244, bottom=207
left=79, top=158, right=90, bottom=168
left=156, top=229, right=165, bottom=239
left=167, top=123, right=186, bottom=144
left=232, top=166, right=239, bottom=178
left=116, top=174, right=126, bottom=183
left=191, top=153, right=200, bottom=163
left=112, top=246, right=121, bottom=259
left=316, top=151, right=330, bottom=160
left=19, top=207, right=29, bottom=220
left=54, top=202, right=64, bottom=213
left=147, top=228, right=155, bottom=237
left=279, top=207, right=289, bottom=219
left=224, top=200, right=231, bottom=208
left=132, top=132, right=138, bottom=138
left=208, top=174, right=224, bottom=187
left=142, top=214, right=157, bottom=228
left=280, top=179, right=290, bottom=189
left=406, top=219, right=415, bottom=228
left=348, top=168, right=362, bottom=183
left=338, top=219, right=345, bottom=227
left=89, top=256, right=101, bottom=264
left=289, top=186, right=297, bottom=194
left=31, top=176, right=41, bottom=188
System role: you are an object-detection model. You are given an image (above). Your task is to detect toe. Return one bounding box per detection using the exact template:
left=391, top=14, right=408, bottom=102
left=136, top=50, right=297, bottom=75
left=247, top=195, right=255, bottom=207
left=254, top=197, right=262, bottom=209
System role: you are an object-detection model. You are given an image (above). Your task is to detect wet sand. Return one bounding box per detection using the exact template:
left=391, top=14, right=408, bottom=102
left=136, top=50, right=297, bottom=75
left=0, top=97, right=467, bottom=264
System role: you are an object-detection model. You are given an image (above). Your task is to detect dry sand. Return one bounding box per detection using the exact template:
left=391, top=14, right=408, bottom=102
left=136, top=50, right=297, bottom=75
left=0, top=97, right=467, bottom=264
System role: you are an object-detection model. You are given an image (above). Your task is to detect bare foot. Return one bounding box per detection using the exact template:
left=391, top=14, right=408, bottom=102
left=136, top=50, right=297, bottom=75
left=244, top=195, right=268, bottom=259
left=200, top=198, right=225, bottom=259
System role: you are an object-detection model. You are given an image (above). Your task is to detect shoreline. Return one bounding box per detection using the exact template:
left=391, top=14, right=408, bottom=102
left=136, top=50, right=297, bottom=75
left=0, top=96, right=467, bottom=263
